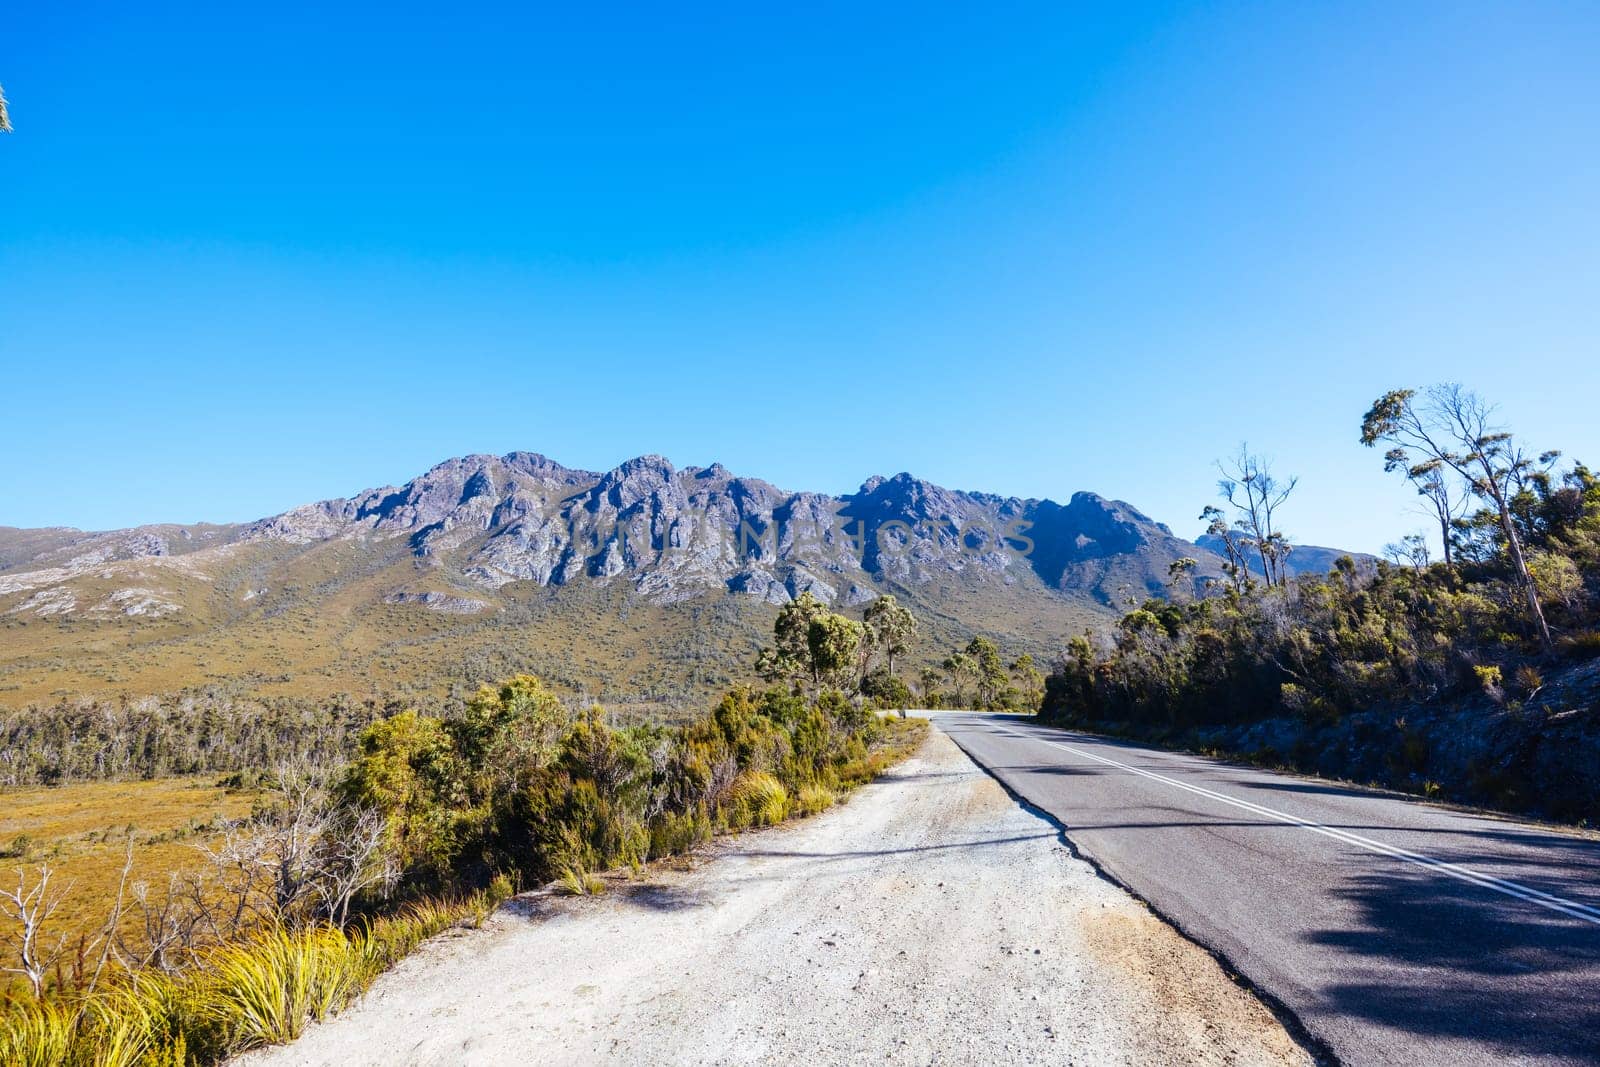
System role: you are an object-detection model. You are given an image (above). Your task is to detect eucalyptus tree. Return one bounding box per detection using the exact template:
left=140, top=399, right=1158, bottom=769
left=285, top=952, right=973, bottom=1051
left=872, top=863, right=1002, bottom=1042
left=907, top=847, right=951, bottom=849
left=757, top=592, right=830, bottom=687
left=863, top=594, right=918, bottom=677
left=807, top=613, right=865, bottom=690
left=1216, top=447, right=1297, bottom=588
left=1200, top=506, right=1251, bottom=593
left=1362, top=384, right=1555, bottom=651
left=1361, top=406, right=1471, bottom=579
left=941, top=652, right=977, bottom=708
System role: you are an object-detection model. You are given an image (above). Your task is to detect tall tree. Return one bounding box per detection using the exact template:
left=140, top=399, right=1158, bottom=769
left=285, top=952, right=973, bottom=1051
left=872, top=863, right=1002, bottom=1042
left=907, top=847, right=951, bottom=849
left=1361, top=385, right=1555, bottom=651
left=807, top=613, right=865, bottom=690
left=941, top=652, right=976, bottom=708
left=862, top=595, right=918, bottom=677
left=1216, top=447, right=1297, bottom=588
left=965, top=637, right=1009, bottom=710
left=1009, top=654, right=1045, bottom=712
left=1363, top=424, right=1471, bottom=579
left=1200, top=506, right=1251, bottom=593
left=757, top=592, right=830, bottom=686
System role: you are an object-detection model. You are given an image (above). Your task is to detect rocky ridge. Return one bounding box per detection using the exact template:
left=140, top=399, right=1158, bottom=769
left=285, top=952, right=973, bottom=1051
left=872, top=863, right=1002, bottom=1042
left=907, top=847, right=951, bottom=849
left=1, top=451, right=1228, bottom=619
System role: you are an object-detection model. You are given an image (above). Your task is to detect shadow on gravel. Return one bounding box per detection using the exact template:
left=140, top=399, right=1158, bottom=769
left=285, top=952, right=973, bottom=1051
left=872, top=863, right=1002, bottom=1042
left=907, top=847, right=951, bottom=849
left=886, top=769, right=974, bottom=782
left=1305, top=863, right=1600, bottom=1062
left=737, top=831, right=1058, bottom=862
left=611, top=884, right=709, bottom=912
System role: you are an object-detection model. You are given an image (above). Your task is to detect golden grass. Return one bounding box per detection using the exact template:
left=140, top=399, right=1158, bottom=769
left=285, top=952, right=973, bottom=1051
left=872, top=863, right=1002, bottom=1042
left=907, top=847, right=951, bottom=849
left=202, top=927, right=363, bottom=1048
left=1, top=778, right=251, bottom=842
left=728, top=771, right=790, bottom=827
left=0, top=997, right=77, bottom=1067
left=0, top=778, right=255, bottom=964
left=793, top=783, right=837, bottom=816
left=556, top=867, right=606, bottom=896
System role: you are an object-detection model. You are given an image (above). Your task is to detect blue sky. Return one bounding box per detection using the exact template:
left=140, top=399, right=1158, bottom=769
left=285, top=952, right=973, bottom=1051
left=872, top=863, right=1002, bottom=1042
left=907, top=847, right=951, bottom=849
left=3, top=1, right=1597, bottom=552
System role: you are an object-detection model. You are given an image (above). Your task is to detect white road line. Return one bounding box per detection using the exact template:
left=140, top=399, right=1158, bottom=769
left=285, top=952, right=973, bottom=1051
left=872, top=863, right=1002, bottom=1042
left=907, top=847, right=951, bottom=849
left=987, top=724, right=1600, bottom=928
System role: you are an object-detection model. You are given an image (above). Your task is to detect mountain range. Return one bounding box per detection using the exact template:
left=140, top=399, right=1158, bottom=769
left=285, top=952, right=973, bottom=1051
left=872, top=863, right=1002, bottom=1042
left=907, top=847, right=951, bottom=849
left=0, top=451, right=1347, bottom=713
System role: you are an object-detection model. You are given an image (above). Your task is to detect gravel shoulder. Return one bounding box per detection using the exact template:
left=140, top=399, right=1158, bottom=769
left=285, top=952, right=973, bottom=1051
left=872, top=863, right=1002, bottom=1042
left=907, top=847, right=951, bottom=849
left=238, top=729, right=1312, bottom=1066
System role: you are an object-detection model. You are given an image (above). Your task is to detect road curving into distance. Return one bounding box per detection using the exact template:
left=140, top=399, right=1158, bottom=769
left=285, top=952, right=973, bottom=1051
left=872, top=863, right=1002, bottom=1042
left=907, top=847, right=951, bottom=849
left=936, top=712, right=1600, bottom=1067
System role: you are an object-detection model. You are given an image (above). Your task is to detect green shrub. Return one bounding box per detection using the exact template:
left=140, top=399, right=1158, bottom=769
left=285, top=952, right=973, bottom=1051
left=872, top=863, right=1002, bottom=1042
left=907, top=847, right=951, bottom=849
left=648, top=807, right=711, bottom=859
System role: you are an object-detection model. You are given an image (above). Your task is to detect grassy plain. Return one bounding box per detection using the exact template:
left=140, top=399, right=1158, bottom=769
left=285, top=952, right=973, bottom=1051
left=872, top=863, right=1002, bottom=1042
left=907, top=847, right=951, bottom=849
left=0, top=777, right=257, bottom=979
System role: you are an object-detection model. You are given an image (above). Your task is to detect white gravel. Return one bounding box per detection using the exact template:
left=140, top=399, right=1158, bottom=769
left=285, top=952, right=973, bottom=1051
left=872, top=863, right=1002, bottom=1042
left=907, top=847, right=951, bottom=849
left=238, top=728, right=1312, bottom=1066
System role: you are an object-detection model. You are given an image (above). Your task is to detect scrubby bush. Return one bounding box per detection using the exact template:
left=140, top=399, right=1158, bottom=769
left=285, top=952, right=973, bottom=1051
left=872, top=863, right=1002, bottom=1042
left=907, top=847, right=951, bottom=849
left=341, top=677, right=900, bottom=896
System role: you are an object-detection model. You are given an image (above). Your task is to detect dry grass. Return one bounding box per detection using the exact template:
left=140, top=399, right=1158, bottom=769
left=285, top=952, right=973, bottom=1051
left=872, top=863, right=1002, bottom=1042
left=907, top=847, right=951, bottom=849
left=0, top=778, right=256, bottom=979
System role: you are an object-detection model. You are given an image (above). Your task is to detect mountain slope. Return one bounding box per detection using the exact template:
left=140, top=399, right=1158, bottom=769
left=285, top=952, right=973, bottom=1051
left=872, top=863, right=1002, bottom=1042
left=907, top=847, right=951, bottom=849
left=1193, top=533, right=1376, bottom=578
left=0, top=452, right=1229, bottom=712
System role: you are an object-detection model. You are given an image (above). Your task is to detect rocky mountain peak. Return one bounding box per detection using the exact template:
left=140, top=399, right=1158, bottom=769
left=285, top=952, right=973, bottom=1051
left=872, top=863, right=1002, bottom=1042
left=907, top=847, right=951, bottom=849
left=3, top=450, right=1237, bottom=617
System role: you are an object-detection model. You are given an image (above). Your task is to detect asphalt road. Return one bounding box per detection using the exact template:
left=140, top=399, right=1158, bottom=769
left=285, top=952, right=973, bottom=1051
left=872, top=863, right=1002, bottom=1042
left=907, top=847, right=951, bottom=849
left=935, top=712, right=1600, bottom=1067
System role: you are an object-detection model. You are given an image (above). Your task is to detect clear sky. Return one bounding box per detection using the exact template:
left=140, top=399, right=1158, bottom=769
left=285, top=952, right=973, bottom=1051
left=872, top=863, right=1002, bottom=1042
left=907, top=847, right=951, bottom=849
left=3, top=1, right=1597, bottom=552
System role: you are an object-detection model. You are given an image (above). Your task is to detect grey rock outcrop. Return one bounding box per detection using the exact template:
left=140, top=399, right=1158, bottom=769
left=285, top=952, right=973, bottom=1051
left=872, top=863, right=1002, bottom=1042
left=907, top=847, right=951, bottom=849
left=3, top=451, right=1235, bottom=612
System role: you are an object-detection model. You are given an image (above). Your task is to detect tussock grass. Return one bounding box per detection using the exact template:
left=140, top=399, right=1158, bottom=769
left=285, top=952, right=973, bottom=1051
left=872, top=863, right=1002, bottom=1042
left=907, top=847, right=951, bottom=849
left=201, top=927, right=363, bottom=1048
left=0, top=997, right=76, bottom=1067
left=0, top=881, right=512, bottom=1067
left=729, top=772, right=790, bottom=827
left=557, top=866, right=606, bottom=896
left=794, top=783, right=836, bottom=816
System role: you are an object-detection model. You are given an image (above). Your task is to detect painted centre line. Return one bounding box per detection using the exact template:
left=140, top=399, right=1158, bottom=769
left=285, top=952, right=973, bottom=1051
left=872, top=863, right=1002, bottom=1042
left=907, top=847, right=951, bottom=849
left=991, top=725, right=1600, bottom=927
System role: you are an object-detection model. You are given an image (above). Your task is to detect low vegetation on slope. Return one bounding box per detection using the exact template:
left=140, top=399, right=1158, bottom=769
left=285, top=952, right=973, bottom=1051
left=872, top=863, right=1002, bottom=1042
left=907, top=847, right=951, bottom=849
left=1043, top=384, right=1600, bottom=822
left=0, top=593, right=1034, bottom=789
left=0, top=670, right=924, bottom=1065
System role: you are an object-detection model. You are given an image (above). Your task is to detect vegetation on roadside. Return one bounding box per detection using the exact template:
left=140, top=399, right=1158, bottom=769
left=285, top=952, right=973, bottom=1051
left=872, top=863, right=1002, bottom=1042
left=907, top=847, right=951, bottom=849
left=756, top=593, right=1040, bottom=713
left=922, top=638, right=1043, bottom=712
left=1042, top=385, right=1600, bottom=820
left=0, top=657, right=925, bottom=1063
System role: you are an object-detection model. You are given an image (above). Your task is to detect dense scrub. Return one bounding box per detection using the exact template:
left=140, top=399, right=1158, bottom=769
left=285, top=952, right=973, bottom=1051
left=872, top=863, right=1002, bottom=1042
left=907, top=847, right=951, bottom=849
left=1043, top=396, right=1600, bottom=822
left=0, top=693, right=388, bottom=787
left=342, top=675, right=908, bottom=892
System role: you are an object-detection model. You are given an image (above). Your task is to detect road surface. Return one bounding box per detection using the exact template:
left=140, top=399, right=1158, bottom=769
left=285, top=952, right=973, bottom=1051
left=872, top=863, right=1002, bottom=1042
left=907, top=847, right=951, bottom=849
left=937, top=712, right=1600, bottom=1066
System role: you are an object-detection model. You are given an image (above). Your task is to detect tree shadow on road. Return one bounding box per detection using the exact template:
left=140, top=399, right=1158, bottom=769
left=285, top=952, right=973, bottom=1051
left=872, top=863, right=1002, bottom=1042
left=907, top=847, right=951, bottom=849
left=988, top=763, right=1105, bottom=777
left=1302, top=863, right=1600, bottom=1061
